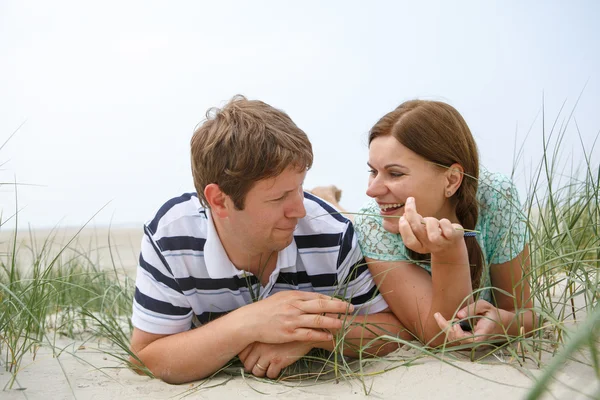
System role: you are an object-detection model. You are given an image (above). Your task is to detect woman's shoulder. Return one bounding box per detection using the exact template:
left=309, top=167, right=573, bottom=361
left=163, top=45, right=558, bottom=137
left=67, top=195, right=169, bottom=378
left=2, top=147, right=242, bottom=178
left=478, top=168, right=516, bottom=192
left=355, top=199, right=380, bottom=225
left=477, top=168, right=519, bottom=210
left=354, top=199, right=413, bottom=262
left=476, top=169, right=528, bottom=264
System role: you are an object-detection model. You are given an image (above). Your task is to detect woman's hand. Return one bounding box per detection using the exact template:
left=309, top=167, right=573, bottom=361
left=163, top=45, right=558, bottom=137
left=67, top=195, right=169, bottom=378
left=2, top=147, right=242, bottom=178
left=433, top=300, right=512, bottom=346
left=399, top=197, right=465, bottom=256
left=238, top=341, right=315, bottom=379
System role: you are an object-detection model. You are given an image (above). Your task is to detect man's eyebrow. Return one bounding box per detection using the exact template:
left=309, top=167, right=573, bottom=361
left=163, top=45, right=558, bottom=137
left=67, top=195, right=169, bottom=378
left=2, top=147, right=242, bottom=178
left=270, top=185, right=303, bottom=198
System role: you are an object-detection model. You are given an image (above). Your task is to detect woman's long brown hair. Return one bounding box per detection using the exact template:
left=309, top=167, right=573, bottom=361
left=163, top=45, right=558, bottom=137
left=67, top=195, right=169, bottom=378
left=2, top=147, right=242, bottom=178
left=369, top=100, right=484, bottom=290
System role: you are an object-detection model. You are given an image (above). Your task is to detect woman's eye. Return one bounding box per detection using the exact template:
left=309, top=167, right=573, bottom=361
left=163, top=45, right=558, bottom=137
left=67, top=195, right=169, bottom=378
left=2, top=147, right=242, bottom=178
left=368, top=169, right=377, bottom=176
left=390, top=172, right=404, bottom=178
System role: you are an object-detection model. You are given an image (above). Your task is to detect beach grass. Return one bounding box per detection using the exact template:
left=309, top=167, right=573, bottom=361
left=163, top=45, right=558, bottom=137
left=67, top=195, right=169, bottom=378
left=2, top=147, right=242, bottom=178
left=1, top=102, right=599, bottom=398
left=0, top=222, right=141, bottom=390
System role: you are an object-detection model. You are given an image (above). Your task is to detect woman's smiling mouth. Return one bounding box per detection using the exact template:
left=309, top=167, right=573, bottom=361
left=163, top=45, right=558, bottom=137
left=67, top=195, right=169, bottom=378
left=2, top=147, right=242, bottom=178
left=378, top=203, right=405, bottom=215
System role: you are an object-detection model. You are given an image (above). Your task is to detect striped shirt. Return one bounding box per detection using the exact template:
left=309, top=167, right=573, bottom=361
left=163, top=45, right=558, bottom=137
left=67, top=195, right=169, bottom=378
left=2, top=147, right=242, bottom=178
left=132, top=192, right=388, bottom=335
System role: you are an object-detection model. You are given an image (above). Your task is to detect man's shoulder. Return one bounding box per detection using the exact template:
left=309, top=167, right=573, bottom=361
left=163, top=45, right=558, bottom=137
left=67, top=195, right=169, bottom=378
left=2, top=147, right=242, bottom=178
left=295, top=193, right=362, bottom=273
left=297, top=192, right=351, bottom=236
left=145, top=192, right=208, bottom=238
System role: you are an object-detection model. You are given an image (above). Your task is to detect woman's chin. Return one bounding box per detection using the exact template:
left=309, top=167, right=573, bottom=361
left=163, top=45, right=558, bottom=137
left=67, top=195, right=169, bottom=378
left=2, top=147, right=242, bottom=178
left=381, top=218, right=400, bottom=234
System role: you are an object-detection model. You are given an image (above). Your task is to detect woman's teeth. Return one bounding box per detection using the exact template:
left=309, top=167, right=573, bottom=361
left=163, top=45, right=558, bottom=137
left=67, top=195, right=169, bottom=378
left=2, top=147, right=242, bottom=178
left=380, top=203, right=404, bottom=211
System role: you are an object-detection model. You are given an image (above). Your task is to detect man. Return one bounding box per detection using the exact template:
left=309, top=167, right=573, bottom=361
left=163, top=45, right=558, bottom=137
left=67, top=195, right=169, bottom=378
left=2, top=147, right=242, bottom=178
left=129, top=96, right=405, bottom=384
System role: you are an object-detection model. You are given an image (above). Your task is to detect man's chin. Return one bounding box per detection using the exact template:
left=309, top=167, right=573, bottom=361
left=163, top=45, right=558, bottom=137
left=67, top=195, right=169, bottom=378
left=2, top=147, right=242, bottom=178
left=273, top=234, right=295, bottom=251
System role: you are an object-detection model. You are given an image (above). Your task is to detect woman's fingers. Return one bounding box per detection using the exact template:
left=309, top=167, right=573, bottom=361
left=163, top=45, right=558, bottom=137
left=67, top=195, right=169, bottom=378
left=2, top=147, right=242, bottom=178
left=434, top=312, right=472, bottom=343
left=401, top=198, right=461, bottom=253
left=457, top=299, right=493, bottom=319
left=439, top=218, right=455, bottom=239
left=404, top=197, right=425, bottom=234
left=433, top=312, right=450, bottom=330
left=399, top=198, right=429, bottom=252
left=403, top=196, right=418, bottom=218
left=424, top=217, right=443, bottom=243
left=399, top=215, right=423, bottom=251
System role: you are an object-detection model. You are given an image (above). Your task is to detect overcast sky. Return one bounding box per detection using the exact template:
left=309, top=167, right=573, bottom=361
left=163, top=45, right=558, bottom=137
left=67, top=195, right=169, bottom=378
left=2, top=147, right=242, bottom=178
left=1, top=1, right=599, bottom=230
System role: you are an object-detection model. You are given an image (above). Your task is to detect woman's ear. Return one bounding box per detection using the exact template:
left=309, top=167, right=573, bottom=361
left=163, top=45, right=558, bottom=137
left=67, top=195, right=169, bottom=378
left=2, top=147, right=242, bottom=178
left=444, top=163, right=464, bottom=197
left=204, top=183, right=230, bottom=218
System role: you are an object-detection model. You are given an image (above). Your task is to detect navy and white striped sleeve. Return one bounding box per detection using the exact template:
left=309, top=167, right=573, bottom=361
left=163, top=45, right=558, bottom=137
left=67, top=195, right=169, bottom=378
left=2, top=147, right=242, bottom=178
left=336, top=221, right=389, bottom=315
left=131, top=226, right=194, bottom=334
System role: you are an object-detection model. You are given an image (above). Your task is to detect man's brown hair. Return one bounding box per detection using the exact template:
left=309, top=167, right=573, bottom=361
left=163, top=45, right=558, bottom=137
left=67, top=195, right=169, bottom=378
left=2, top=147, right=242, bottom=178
left=191, top=95, right=313, bottom=209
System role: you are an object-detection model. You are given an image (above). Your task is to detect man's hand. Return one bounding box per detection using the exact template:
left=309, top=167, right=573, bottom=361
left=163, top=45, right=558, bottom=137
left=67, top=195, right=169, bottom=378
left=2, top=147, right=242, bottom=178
left=245, top=291, right=353, bottom=344
left=238, top=341, right=315, bottom=379
left=433, top=300, right=511, bottom=346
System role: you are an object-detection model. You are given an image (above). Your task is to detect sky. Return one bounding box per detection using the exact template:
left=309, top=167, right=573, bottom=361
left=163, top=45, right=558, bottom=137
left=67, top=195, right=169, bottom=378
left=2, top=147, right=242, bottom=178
left=1, top=1, right=599, bottom=230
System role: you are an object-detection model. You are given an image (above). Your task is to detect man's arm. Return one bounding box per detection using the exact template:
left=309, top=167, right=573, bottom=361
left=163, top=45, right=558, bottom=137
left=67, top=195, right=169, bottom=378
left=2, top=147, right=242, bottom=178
left=239, top=311, right=410, bottom=379
left=130, top=311, right=252, bottom=384
left=129, top=291, right=354, bottom=384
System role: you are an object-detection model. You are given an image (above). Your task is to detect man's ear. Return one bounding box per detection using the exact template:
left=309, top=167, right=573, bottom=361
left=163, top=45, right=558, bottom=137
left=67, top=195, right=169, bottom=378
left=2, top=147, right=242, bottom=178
left=444, top=163, right=464, bottom=197
left=204, top=183, right=230, bottom=218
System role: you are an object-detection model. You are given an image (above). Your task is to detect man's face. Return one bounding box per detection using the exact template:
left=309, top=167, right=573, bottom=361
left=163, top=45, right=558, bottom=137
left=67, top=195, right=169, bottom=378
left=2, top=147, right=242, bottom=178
left=227, top=166, right=307, bottom=255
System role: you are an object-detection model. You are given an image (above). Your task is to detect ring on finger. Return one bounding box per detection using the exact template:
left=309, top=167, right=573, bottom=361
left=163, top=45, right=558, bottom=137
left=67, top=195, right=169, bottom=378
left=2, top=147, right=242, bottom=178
left=255, top=362, right=268, bottom=371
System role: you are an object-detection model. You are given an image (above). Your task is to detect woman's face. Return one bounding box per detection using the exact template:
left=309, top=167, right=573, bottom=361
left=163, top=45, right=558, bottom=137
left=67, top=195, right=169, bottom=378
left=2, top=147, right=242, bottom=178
left=366, top=135, right=456, bottom=234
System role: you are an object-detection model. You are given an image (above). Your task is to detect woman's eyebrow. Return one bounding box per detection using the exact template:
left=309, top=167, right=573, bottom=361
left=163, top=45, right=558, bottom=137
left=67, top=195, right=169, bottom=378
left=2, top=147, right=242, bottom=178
left=384, top=163, right=407, bottom=169
left=367, top=162, right=408, bottom=169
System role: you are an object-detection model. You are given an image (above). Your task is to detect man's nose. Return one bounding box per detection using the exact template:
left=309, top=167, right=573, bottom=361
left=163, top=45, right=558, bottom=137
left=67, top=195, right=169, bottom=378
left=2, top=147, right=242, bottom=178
left=286, top=189, right=307, bottom=219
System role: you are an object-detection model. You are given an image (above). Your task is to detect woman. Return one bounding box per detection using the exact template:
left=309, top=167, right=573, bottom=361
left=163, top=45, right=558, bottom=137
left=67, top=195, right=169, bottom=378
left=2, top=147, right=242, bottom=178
left=353, top=100, right=534, bottom=347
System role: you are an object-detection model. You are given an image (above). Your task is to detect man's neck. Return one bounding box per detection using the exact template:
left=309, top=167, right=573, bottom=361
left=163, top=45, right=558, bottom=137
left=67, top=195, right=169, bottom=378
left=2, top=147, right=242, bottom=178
left=210, top=211, right=278, bottom=286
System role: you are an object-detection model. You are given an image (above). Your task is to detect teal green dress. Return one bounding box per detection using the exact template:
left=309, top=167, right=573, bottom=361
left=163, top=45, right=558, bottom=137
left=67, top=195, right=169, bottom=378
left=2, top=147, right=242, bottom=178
left=354, top=169, right=528, bottom=303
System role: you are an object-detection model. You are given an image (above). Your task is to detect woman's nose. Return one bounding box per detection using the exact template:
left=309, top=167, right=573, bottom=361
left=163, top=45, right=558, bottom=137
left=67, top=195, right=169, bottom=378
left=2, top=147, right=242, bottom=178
left=366, top=175, right=386, bottom=198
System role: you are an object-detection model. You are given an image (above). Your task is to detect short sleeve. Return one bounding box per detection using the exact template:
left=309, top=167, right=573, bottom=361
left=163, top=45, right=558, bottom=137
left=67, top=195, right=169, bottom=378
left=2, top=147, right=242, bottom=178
left=335, top=220, right=390, bottom=315
left=131, top=227, right=194, bottom=334
left=354, top=200, right=413, bottom=263
left=479, top=173, right=528, bottom=265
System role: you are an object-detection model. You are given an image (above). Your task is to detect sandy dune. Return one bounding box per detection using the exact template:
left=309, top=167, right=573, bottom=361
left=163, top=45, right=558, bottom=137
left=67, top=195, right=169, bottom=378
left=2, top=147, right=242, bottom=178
left=0, top=226, right=142, bottom=277
left=1, top=338, right=597, bottom=400
left=0, top=227, right=598, bottom=399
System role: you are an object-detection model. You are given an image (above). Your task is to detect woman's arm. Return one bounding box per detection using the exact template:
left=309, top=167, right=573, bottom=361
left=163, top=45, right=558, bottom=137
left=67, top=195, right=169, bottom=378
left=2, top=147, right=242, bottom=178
left=434, top=247, right=536, bottom=345
left=366, top=197, right=475, bottom=346
left=366, top=254, right=473, bottom=347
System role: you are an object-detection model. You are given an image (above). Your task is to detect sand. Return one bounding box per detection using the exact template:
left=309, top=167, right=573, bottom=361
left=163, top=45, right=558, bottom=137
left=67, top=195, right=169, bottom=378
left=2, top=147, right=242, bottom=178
left=0, top=227, right=598, bottom=399
left=1, top=340, right=597, bottom=400
left=0, top=226, right=143, bottom=277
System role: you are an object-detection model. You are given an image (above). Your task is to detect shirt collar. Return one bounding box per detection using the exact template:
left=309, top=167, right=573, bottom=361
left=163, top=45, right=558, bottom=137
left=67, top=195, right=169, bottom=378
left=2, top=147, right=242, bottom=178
left=204, top=209, right=298, bottom=279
